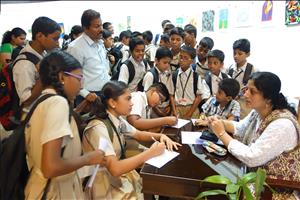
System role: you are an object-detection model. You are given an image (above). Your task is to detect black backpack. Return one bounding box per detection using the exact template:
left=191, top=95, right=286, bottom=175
left=0, top=93, right=55, bottom=200
left=111, top=59, right=148, bottom=91
left=109, top=44, right=124, bottom=76
left=204, top=71, right=229, bottom=95
left=228, top=63, right=253, bottom=86
left=149, top=67, right=160, bottom=84
left=0, top=52, right=40, bottom=130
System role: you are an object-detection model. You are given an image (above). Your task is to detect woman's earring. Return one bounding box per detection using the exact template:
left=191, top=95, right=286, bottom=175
left=61, top=82, right=64, bottom=85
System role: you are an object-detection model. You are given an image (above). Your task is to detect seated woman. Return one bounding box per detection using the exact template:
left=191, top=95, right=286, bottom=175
left=83, top=80, right=181, bottom=199
left=209, top=72, right=300, bottom=199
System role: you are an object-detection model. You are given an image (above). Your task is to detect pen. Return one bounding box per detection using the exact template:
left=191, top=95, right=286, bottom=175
left=151, top=136, right=159, bottom=143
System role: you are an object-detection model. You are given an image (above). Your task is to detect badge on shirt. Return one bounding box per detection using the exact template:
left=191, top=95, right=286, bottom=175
left=178, top=98, right=188, bottom=105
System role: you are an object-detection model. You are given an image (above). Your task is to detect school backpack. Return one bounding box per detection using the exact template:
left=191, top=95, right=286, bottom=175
left=0, top=93, right=55, bottom=200
left=204, top=71, right=229, bottom=95
left=149, top=67, right=160, bottom=84
left=111, top=59, right=148, bottom=91
left=109, top=44, right=124, bottom=75
left=228, top=63, right=253, bottom=86
left=0, top=52, right=40, bottom=130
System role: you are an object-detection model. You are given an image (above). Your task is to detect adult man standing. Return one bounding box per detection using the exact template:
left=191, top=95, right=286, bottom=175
left=67, top=9, right=110, bottom=105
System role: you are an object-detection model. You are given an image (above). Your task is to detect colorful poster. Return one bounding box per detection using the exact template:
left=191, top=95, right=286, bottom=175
left=176, top=17, right=184, bottom=28
left=219, top=9, right=228, bottom=29
left=58, top=23, right=65, bottom=38
left=262, top=0, right=273, bottom=21
left=285, top=0, right=300, bottom=25
left=202, top=10, right=215, bottom=32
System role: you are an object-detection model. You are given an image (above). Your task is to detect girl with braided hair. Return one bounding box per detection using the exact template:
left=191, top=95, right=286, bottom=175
left=24, top=50, right=106, bottom=199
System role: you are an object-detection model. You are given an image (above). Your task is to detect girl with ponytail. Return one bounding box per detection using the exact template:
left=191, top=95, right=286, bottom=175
left=83, top=80, right=181, bottom=199
left=24, top=50, right=106, bottom=199
left=208, top=71, right=300, bottom=199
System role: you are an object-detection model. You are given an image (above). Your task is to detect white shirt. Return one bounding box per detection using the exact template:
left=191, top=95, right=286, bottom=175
left=174, top=67, right=210, bottom=106
left=13, top=42, right=44, bottom=108
left=118, top=56, right=150, bottom=92
left=129, top=91, right=150, bottom=119
left=226, top=62, right=256, bottom=89
left=144, top=44, right=157, bottom=62
left=202, top=72, right=224, bottom=96
left=228, top=110, right=298, bottom=167
left=66, top=33, right=110, bottom=97
left=195, top=56, right=209, bottom=80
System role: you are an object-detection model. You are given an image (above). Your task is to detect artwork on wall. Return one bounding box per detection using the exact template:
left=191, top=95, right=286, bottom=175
left=176, top=17, right=184, bottom=28
left=233, top=2, right=254, bottom=28
left=202, top=10, right=215, bottom=32
left=127, top=16, right=131, bottom=30
left=219, top=8, right=229, bottom=29
left=285, top=0, right=300, bottom=25
left=262, top=0, right=273, bottom=21
left=58, top=23, right=65, bottom=38
left=188, top=17, right=198, bottom=27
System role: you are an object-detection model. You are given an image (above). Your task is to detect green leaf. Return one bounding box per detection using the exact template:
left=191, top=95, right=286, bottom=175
left=255, top=168, right=267, bottom=199
left=241, top=172, right=257, bottom=184
left=203, top=175, right=232, bottom=185
left=229, top=193, right=237, bottom=200
left=243, top=185, right=254, bottom=200
left=196, top=189, right=228, bottom=200
left=226, top=184, right=240, bottom=194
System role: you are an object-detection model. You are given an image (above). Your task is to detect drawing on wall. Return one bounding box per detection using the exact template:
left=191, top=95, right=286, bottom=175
left=176, top=17, right=184, bottom=28
left=219, top=8, right=228, bottom=29
left=202, top=10, right=215, bottom=32
left=285, top=0, right=300, bottom=25
left=58, top=23, right=65, bottom=38
left=127, top=16, right=131, bottom=30
left=262, top=0, right=273, bottom=21
left=233, top=2, right=253, bottom=27
left=188, top=17, right=198, bottom=27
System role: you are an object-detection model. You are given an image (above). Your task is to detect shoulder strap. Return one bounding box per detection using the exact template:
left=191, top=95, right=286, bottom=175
left=172, top=69, right=179, bottom=93
left=126, top=60, right=135, bottom=84
left=221, top=72, right=229, bottom=79
left=228, top=65, right=234, bottom=77
left=20, top=52, right=40, bottom=65
left=23, top=94, right=56, bottom=125
left=243, top=63, right=253, bottom=85
left=204, top=72, right=212, bottom=95
left=101, top=118, right=114, bottom=142
left=193, top=71, right=198, bottom=96
left=150, top=67, right=159, bottom=84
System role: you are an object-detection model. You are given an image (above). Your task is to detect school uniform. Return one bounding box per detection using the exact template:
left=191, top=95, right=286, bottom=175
left=83, top=112, right=143, bottom=200
left=25, top=89, right=83, bottom=199
left=129, top=91, right=151, bottom=119
left=13, top=42, right=44, bottom=112
left=195, top=56, right=209, bottom=80
left=173, top=67, right=210, bottom=118
left=118, top=56, right=150, bottom=92
left=202, top=96, right=240, bottom=120
left=144, top=44, right=157, bottom=64
left=226, top=62, right=257, bottom=119
left=203, top=71, right=229, bottom=96
left=142, top=66, right=174, bottom=118
left=170, top=51, right=180, bottom=72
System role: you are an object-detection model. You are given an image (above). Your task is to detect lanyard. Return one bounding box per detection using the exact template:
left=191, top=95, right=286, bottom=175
left=107, top=118, right=126, bottom=159
left=179, top=70, right=192, bottom=98
left=233, top=69, right=243, bottom=79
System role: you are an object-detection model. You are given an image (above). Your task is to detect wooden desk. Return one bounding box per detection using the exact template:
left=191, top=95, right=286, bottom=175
left=140, top=122, right=300, bottom=199
left=140, top=122, right=245, bottom=200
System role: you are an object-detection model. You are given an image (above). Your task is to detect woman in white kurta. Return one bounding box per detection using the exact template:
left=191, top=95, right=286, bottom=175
left=24, top=50, right=106, bottom=199
left=83, top=81, right=181, bottom=199
left=209, top=72, right=300, bottom=200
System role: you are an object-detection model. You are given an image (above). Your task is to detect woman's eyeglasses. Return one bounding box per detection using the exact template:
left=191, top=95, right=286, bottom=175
left=63, top=71, right=84, bottom=83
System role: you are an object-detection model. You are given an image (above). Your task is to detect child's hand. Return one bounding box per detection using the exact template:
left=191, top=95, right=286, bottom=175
left=160, top=135, right=182, bottom=151
left=195, top=118, right=208, bottom=126
left=86, top=150, right=107, bottom=166
left=164, top=116, right=177, bottom=126
left=148, top=142, right=166, bottom=157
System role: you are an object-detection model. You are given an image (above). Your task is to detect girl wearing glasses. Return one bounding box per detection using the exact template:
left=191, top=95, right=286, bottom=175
left=24, top=50, right=106, bottom=199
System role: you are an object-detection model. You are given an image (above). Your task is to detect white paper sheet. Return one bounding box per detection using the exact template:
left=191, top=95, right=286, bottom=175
left=145, top=150, right=179, bottom=168
left=85, top=165, right=99, bottom=189
left=191, top=119, right=197, bottom=126
left=181, top=131, right=203, bottom=144
left=171, top=118, right=190, bottom=129
left=77, top=165, right=95, bottom=178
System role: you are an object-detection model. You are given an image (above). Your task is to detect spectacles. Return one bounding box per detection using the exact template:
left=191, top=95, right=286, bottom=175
left=64, top=71, right=84, bottom=83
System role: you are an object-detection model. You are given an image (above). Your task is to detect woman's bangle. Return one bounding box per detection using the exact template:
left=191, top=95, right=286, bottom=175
left=218, top=131, right=226, bottom=139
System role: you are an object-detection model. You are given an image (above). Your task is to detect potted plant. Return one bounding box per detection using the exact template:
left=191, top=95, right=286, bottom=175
left=196, top=168, right=274, bottom=200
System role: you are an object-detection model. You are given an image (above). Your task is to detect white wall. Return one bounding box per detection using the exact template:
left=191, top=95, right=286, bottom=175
left=0, top=1, right=299, bottom=101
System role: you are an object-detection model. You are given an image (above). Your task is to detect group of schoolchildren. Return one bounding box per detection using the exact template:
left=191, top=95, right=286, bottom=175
left=0, top=9, right=259, bottom=199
